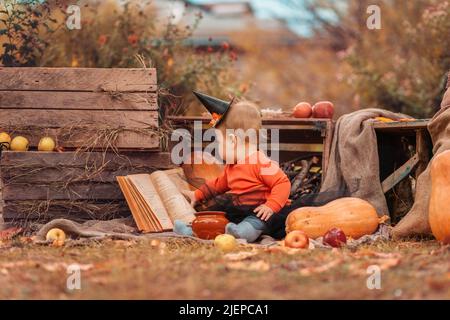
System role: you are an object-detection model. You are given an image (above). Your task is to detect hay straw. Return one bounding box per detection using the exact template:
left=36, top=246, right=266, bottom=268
left=4, top=200, right=129, bottom=226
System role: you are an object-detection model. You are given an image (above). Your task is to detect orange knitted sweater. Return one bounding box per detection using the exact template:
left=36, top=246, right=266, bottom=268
left=194, top=151, right=291, bottom=213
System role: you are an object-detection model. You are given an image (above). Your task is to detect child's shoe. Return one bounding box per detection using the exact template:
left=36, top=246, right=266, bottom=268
left=225, top=221, right=263, bottom=243
left=173, top=220, right=194, bottom=236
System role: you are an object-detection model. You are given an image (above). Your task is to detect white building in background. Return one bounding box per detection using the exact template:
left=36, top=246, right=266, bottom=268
left=152, top=0, right=299, bottom=49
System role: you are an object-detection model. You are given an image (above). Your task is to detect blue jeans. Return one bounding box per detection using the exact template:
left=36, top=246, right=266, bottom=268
left=240, top=214, right=267, bottom=232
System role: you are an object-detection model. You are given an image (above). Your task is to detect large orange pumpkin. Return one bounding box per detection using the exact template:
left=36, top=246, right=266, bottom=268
left=182, top=151, right=224, bottom=190
left=286, top=197, right=380, bottom=239
left=429, top=150, right=450, bottom=244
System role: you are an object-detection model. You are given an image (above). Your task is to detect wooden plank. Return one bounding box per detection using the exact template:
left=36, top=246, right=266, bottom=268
left=2, top=182, right=123, bottom=201
left=0, top=109, right=158, bottom=128
left=0, top=151, right=173, bottom=169
left=0, top=91, right=157, bottom=110
left=0, top=67, right=157, bottom=92
left=0, top=110, right=159, bottom=149
left=194, top=142, right=323, bottom=153
left=373, top=120, right=429, bottom=131
left=321, top=121, right=334, bottom=178
left=171, top=126, right=324, bottom=143
left=168, top=115, right=332, bottom=127
left=415, top=129, right=431, bottom=178
left=263, top=124, right=318, bottom=130
left=11, top=128, right=160, bottom=150
left=271, top=143, right=324, bottom=153
left=382, top=153, right=419, bottom=193
left=2, top=201, right=130, bottom=222
left=3, top=166, right=161, bottom=184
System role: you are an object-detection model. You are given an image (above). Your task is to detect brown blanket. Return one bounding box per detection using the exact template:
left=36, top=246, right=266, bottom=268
left=320, top=108, right=412, bottom=216
left=34, top=217, right=388, bottom=248
left=393, top=88, right=450, bottom=238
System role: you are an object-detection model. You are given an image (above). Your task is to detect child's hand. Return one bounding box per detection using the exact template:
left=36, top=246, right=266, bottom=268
left=182, top=189, right=198, bottom=207
left=254, top=205, right=274, bottom=221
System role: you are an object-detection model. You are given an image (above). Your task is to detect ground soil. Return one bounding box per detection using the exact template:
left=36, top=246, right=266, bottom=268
left=0, top=238, right=448, bottom=299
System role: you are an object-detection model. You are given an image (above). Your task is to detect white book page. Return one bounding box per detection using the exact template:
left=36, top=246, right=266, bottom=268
left=127, top=174, right=173, bottom=230
left=150, top=171, right=196, bottom=224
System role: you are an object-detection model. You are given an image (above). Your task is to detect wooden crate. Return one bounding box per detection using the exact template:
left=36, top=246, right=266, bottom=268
left=0, top=67, right=159, bottom=150
left=0, top=67, right=170, bottom=226
left=374, top=120, right=432, bottom=223
left=168, top=116, right=334, bottom=177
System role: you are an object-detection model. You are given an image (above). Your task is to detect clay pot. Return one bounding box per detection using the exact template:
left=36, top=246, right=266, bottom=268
left=191, top=211, right=229, bottom=240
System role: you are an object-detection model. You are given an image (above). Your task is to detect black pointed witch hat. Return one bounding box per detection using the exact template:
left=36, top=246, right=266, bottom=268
left=193, top=91, right=233, bottom=127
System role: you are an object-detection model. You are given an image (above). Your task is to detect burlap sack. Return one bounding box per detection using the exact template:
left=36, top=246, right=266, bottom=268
left=393, top=88, right=450, bottom=238
left=320, top=108, right=412, bottom=216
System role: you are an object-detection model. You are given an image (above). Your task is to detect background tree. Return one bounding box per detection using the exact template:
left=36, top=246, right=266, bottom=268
left=0, top=0, right=61, bottom=66
left=292, top=0, right=450, bottom=117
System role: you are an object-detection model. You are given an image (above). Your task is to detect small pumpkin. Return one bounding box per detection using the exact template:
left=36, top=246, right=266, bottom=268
left=182, top=151, right=224, bottom=189
left=286, top=197, right=380, bottom=239
left=429, top=150, right=450, bottom=244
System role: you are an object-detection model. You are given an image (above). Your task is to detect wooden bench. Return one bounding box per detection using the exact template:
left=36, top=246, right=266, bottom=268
left=0, top=67, right=172, bottom=226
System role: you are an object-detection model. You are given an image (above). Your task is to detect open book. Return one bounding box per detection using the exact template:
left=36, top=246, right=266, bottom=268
left=117, top=168, right=196, bottom=232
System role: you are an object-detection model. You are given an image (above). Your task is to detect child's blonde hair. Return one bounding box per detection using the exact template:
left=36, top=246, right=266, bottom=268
left=216, top=100, right=262, bottom=132
left=216, top=100, right=262, bottom=145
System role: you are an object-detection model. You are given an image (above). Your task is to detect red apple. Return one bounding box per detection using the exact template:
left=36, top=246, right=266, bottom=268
left=292, top=102, right=312, bottom=118
left=312, top=101, right=334, bottom=119
left=323, top=228, right=347, bottom=248
left=285, top=230, right=309, bottom=249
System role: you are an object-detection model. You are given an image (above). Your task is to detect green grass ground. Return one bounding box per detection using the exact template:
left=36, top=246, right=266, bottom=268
left=0, top=238, right=448, bottom=299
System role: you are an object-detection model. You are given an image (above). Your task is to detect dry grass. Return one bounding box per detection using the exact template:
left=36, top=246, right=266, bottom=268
left=0, top=238, right=448, bottom=300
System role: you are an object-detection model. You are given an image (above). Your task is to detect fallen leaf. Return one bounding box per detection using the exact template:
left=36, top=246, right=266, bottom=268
left=352, top=249, right=401, bottom=259
left=19, top=236, right=33, bottom=244
left=427, top=277, right=450, bottom=291
left=224, top=251, right=258, bottom=261
left=41, top=263, right=63, bottom=272
left=150, top=239, right=161, bottom=247
left=0, top=261, right=39, bottom=269
left=377, top=257, right=401, bottom=270
left=299, top=259, right=343, bottom=276
left=90, top=276, right=109, bottom=285
left=77, top=263, right=94, bottom=271
left=52, top=239, right=65, bottom=247
left=42, top=262, right=94, bottom=272
left=0, top=227, right=23, bottom=240
left=113, top=240, right=135, bottom=248
left=0, top=240, right=11, bottom=249
left=265, top=246, right=304, bottom=255
left=226, top=260, right=270, bottom=272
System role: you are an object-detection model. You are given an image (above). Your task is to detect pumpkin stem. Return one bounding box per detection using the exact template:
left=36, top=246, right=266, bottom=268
left=378, top=215, right=390, bottom=224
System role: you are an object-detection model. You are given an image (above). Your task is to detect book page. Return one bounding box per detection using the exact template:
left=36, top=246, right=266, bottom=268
left=164, top=168, right=191, bottom=191
left=117, top=176, right=148, bottom=232
left=127, top=174, right=174, bottom=231
left=150, top=170, right=196, bottom=224
left=126, top=177, right=161, bottom=232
